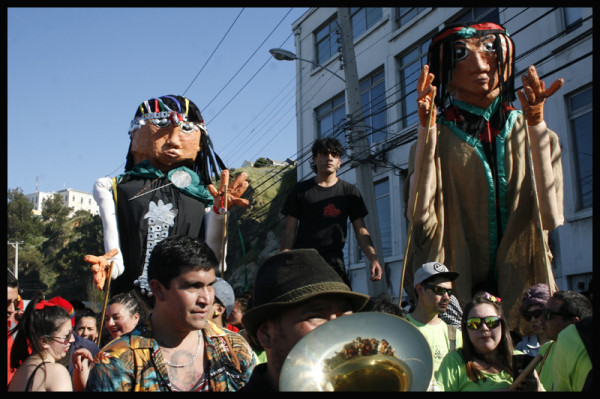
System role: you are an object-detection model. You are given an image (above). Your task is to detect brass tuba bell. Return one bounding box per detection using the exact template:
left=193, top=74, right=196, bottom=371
left=279, top=312, right=433, bottom=391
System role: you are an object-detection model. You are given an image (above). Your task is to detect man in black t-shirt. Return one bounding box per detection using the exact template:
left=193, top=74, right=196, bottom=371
left=280, top=137, right=383, bottom=287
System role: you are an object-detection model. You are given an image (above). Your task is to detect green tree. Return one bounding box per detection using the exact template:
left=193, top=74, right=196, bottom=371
left=7, top=188, right=47, bottom=297
left=46, top=210, right=105, bottom=301
left=254, top=157, right=269, bottom=168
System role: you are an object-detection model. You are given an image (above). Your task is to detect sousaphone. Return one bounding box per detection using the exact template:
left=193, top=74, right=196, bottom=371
left=279, top=312, right=433, bottom=391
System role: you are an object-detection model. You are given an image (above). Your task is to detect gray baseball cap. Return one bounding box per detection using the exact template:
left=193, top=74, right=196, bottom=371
left=414, top=262, right=459, bottom=287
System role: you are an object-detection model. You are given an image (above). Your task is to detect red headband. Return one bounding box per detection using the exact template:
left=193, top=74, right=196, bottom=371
left=433, top=22, right=506, bottom=44
left=35, top=300, right=57, bottom=310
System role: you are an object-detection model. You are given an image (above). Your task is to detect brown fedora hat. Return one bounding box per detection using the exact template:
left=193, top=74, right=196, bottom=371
left=242, top=249, right=370, bottom=338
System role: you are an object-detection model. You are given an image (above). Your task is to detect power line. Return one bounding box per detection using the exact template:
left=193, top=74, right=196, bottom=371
left=202, top=8, right=294, bottom=119
left=182, top=8, right=246, bottom=96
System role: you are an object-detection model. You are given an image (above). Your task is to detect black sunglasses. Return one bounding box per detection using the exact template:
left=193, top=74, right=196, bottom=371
left=466, top=316, right=502, bottom=330
left=544, top=309, right=569, bottom=321
left=422, top=283, right=453, bottom=297
left=521, top=308, right=544, bottom=321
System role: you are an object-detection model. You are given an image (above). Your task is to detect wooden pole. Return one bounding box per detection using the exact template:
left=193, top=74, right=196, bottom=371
left=97, top=261, right=114, bottom=347
left=220, top=184, right=228, bottom=279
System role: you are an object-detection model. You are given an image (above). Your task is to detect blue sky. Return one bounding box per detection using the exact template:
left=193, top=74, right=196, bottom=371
left=7, top=7, right=309, bottom=194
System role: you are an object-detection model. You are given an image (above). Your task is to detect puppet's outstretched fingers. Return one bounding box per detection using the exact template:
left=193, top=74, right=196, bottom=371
left=544, top=78, right=564, bottom=99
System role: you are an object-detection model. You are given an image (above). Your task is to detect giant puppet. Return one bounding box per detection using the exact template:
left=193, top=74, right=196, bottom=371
left=403, top=22, right=564, bottom=328
left=85, top=95, right=249, bottom=297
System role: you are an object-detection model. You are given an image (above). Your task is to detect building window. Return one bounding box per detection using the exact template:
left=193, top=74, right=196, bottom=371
left=374, top=178, right=392, bottom=257
left=453, top=7, right=500, bottom=24
left=351, top=8, right=383, bottom=39
left=398, top=39, right=431, bottom=128
left=316, top=93, right=347, bottom=148
left=568, top=86, right=592, bottom=210
left=563, top=8, right=582, bottom=30
left=315, top=18, right=339, bottom=66
left=395, top=7, right=425, bottom=28
left=360, top=69, right=387, bottom=144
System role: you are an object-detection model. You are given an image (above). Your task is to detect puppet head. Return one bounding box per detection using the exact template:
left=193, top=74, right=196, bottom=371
left=428, top=22, right=515, bottom=110
left=126, top=95, right=225, bottom=185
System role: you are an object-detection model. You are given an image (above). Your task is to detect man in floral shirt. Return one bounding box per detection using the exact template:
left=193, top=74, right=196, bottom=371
left=85, top=235, right=254, bottom=391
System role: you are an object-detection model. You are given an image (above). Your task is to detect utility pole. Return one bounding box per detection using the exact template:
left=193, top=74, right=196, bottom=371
left=337, top=8, right=387, bottom=296
left=8, top=241, right=23, bottom=279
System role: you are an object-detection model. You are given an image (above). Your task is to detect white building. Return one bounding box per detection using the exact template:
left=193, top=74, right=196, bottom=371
left=26, top=188, right=100, bottom=216
left=287, top=7, right=592, bottom=301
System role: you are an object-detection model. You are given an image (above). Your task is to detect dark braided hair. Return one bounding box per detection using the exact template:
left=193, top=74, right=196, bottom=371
left=125, top=95, right=227, bottom=185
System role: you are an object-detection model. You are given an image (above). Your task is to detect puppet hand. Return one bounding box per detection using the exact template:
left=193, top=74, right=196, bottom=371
left=84, top=248, right=119, bottom=290
left=517, top=65, right=563, bottom=125
left=208, top=170, right=250, bottom=213
left=417, top=65, right=437, bottom=129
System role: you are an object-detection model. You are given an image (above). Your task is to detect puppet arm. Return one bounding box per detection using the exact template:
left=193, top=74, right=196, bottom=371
left=517, top=65, right=565, bottom=230
left=526, top=122, right=564, bottom=230
left=407, top=65, right=438, bottom=224
left=93, top=177, right=124, bottom=279
left=205, top=208, right=227, bottom=270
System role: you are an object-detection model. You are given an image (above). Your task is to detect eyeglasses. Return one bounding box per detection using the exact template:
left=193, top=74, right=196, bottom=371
left=48, top=330, right=74, bottom=345
left=422, top=283, right=453, bottom=297
left=466, top=316, right=502, bottom=330
left=521, top=308, right=544, bottom=321
left=544, top=309, right=568, bottom=321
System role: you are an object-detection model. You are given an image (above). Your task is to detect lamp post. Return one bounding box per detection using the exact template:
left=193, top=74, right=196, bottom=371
left=8, top=241, right=23, bottom=279
left=269, top=11, right=387, bottom=296
left=269, top=48, right=346, bottom=82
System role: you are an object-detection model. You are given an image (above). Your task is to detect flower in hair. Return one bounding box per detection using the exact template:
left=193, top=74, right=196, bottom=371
left=484, top=292, right=501, bottom=303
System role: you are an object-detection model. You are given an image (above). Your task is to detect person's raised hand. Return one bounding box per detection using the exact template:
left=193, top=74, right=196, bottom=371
left=517, top=65, right=563, bottom=125
left=417, top=64, right=437, bottom=129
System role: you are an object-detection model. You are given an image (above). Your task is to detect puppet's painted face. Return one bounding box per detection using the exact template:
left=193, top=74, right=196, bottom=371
left=448, top=34, right=509, bottom=108
left=130, top=121, right=202, bottom=171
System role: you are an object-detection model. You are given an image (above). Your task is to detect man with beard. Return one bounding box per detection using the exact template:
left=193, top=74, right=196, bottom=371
left=407, top=262, right=463, bottom=389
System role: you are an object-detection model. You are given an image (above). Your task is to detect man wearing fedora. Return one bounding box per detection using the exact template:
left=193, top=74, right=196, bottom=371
left=406, top=262, right=462, bottom=387
left=240, top=248, right=370, bottom=392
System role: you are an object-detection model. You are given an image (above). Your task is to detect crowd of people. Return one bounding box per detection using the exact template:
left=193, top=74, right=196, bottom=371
left=6, top=239, right=593, bottom=392
left=6, top=19, right=593, bottom=392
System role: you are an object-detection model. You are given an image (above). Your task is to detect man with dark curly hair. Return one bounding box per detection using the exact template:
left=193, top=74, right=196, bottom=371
left=280, top=137, right=383, bottom=287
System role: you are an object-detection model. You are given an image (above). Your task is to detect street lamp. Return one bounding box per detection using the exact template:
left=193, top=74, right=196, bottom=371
left=269, top=48, right=346, bottom=82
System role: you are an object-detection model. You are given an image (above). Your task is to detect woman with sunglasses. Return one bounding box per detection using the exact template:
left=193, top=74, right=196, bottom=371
left=434, top=292, right=543, bottom=391
left=514, top=284, right=550, bottom=357
left=8, top=297, right=75, bottom=391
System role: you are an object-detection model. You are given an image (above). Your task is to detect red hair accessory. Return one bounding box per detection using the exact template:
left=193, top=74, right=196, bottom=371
left=48, top=296, right=75, bottom=326
left=35, top=300, right=57, bottom=310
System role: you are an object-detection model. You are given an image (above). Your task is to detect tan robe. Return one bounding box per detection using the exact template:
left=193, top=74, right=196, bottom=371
left=404, top=111, right=563, bottom=330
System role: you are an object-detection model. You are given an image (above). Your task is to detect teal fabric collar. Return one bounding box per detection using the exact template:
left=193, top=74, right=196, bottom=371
left=120, top=160, right=214, bottom=205
left=453, top=96, right=501, bottom=121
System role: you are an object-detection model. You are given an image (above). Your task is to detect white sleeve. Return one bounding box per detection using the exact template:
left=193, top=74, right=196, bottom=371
left=93, top=177, right=124, bottom=279
left=204, top=208, right=227, bottom=272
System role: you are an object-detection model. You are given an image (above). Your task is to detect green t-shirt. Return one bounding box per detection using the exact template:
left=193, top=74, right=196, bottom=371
left=434, top=349, right=513, bottom=392
left=536, top=340, right=555, bottom=391
left=552, top=323, right=592, bottom=391
left=406, top=313, right=463, bottom=373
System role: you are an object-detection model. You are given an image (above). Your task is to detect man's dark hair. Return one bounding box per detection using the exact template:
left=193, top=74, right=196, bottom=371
left=8, top=270, right=18, bottom=288
left=310, top=137, right=344, bottom=173
left=551, top=290, right=593, bottom=320
left=148, top=235, right=218, bottom=289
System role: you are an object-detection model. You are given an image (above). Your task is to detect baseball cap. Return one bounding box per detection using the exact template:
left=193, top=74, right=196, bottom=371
left=414, top=262, right=459, bottom=287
